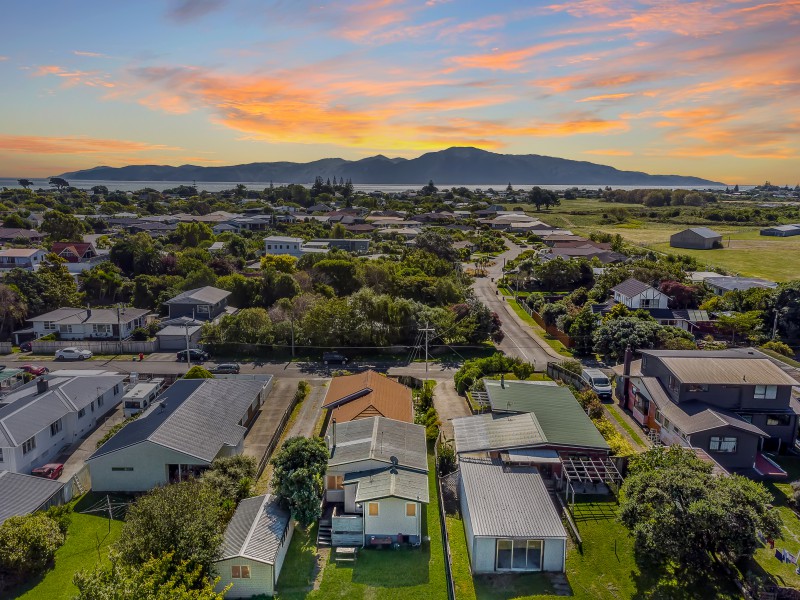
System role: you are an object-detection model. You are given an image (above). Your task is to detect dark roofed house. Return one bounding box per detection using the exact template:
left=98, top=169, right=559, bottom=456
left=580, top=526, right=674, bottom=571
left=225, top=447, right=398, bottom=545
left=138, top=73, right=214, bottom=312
left=213, top=494, right=294, bottom=598
left=165, top=286, right=232, bottom=321
left=760, top=224, right=800, bottom=237
left=0, top=470, right=66, bottom=524
left=88, top=377, right=272, bottom=492
left=0, top=228, right=45, bottom=244
left=670, top=227, right=722, bottom=250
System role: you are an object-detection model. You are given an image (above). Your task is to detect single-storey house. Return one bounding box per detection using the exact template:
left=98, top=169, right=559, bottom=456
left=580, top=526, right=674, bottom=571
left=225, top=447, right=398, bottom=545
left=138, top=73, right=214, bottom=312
left=0, top=374, right=126, bottom=473
left=669, top=227, right=722, bottom=250
left=0, top=228, right=45, bottom=244
left=27, top=307, right=149, bottom=341
left=324, top=417, right=428, bottom=547
left=314, top=238, right=370, bottom=254
left=88, top=377, right=272, bottom=492
left=0, top=470, right=66, bottom=524
left=165, top=286, right=232, bottom=321
left=704, top=276, right=778, bottom=295
left=264, top=236, right=303, bottom=258
left=323, top=370, right=413, bottom=425
left=459, top=457, right=566, bottom=573
left=760, top=224, right=800, bottom=237
left=0, top=248, right=47, bottom=271
left=214, top=494, right=294, bottom=598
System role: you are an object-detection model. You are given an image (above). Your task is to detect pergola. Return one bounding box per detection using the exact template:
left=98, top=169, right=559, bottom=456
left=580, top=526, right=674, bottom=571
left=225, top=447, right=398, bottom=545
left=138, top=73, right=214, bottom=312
left=561, top=456, right=623, bottom=509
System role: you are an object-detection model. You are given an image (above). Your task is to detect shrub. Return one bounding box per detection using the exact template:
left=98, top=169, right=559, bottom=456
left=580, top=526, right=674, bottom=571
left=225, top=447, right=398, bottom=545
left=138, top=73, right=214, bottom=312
left=437, top=442, right=456, bottom=476
left=45, top=504, right=73, bottom=536
left=0, top=513, right=65, bottom=578
left=453, top=353, right=533, bottom=394
left=130, top=327, right=149, bottom=341
left=762, top=340, right=794, bottom=357
left=512, top=362, right=535, bottom=380
left=201, top=455, right=257, bottom=505
left=97, top=412, right=142, bottom=449
left=184, top=366, right=213, bottom=379
left=560, top=359, right=583, bottom=375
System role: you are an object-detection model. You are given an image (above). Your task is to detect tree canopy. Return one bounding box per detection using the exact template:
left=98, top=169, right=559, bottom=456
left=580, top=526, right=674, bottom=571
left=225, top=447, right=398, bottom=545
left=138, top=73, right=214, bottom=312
left=271, top=436, right=329, bottom=527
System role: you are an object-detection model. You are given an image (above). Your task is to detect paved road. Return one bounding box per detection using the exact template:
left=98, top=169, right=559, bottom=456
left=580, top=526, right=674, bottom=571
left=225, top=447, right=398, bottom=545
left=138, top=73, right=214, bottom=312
left=471, top=239, right=563, bottom=369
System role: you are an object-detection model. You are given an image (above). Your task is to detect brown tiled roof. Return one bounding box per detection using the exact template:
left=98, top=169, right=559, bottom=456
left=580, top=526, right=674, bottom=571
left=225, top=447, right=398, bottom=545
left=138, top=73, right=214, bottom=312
left=324, top=370, right=413, bottom=424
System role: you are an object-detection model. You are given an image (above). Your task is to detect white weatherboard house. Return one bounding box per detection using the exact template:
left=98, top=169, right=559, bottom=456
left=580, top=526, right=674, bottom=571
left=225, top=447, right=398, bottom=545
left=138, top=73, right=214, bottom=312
left=88, top=377, right=272, bottom=492
left=264, top=236, right=303, bottom=258
left=27, top=307, right=149, bottom=341
left=459, top=457, right=567, bottom=573
left=611, top=278, right=669, bottom=310
left=214, top=494, right=294, bottom=598
left=0, top=374, right=126, bottom=474
left=323, top=417, right=429, bottom=547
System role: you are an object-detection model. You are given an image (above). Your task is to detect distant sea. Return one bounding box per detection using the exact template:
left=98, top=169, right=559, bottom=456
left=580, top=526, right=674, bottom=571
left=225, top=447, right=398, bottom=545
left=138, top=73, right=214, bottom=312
left=0, top=178, right=751, bottom=193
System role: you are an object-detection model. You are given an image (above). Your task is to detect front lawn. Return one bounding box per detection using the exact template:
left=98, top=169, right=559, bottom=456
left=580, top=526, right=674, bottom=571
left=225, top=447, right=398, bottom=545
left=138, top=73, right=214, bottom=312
left=276, top=454, right=447, bottom=600
left=9, top=494, right=124, bottom=600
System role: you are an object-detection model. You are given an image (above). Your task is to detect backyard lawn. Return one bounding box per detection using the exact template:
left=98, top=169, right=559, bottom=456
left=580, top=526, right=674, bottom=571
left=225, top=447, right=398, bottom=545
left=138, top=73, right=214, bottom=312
left=276, top=454, right=448, bottom=600
left=9, top=494, right=124, bottom=600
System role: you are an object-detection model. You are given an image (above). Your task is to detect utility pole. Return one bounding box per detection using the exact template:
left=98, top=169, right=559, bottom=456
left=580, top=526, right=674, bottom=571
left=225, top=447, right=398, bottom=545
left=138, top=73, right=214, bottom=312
left=185, top=309, right=194, bottom=370
left=420, top=322, right=435, bottom=374
left=772, top=311, right=779, bottom=340
left=116, top=305, right=124, bottom=356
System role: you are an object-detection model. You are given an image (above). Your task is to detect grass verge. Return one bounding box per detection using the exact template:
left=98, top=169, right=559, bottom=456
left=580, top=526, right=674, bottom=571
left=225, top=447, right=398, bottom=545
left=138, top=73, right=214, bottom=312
left=759, top=348, right=800, bottom=369
left=506, top=299, right=572, bottom=357
left=605, top=405, right=647, bottom=448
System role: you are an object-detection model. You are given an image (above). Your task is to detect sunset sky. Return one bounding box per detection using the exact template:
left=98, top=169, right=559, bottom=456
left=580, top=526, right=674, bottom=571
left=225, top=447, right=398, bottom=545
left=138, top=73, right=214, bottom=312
left=1, top=0, right=798, bottom=184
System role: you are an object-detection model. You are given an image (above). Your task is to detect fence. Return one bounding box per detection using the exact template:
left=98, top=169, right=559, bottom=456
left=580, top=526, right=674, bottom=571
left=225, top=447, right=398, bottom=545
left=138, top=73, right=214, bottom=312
left=254, top=384, right=301, bottom=479
left=32, top=339, right=158, bottom=355
left=0, top=342, right=11, bottom=354
left=434, top=437, right=457, bottom=600
left=514, top=299, right=575, bottom=348
left=547, top=361, right=587, bottom=390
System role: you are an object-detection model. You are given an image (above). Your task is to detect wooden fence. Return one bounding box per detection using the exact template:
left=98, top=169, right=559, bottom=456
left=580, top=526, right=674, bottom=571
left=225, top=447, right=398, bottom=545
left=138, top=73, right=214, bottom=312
left=547, top=361, right=587, bottom=390
left=254, top=383, right=300, bottom=479
left=515, top=300, right=575, bottom=348
left=32, top=339, right=158, bottom=355
left=434, top=437, right=457, bottom=600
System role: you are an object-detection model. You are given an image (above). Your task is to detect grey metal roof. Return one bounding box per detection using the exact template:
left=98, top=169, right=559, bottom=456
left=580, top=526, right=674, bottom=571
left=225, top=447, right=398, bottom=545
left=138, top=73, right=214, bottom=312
left=459, top=458, right=566, bottom=539
left=0, top=375, right=126, bottom=447
left=346, top=467, right=430, bottom=503
left=328, top=417, right=427, bottom=472
left=28, top=308, right=147, bottom=325
left=156, top=325, right=202, bottom=336
left=90, top=378, right=270, bottom=463
left=703, top=276, right=778, bottom=292
left=657, top=356, right=797, bottom=386
left=611, top=278, right=657, bottom=298
left=220, top=494, right=291, bottom=565
left=165, top=286, right=231, bottom=305
left=452, top=413, right=546, bottom=454
left=264, top=236, right=303, bottom=243
left=0, top=470, right=64, bottom=524
left=684, top=227, right=722, bottom=238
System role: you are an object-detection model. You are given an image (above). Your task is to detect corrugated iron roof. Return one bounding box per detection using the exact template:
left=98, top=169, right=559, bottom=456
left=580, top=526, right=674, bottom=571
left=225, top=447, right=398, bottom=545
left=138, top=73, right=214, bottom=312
left=459, top=458, right=566, bottom=539
left=324, top=371, right=413, bottom=424
left=658, top=356, right=797, bottom=385
left=347, top=467, right=430, bottom=503
left=0, top=470, right=64, bottom=524
left=452, top=413, right=546, bottom=454
left=328, top=417, right=427, bottom=472
left=220, top=494, right=291, bottom=565
left=611, top=278, right=657, bottom=298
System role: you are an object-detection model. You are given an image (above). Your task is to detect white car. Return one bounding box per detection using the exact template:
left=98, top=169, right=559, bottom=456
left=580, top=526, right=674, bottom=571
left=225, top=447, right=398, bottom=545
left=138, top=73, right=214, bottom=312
left=55, top=347, right=93, bottom=361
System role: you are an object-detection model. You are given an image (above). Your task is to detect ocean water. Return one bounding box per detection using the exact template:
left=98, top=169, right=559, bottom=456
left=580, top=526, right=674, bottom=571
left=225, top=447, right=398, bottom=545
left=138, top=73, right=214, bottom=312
left=0, top=178, right=747, bottom=193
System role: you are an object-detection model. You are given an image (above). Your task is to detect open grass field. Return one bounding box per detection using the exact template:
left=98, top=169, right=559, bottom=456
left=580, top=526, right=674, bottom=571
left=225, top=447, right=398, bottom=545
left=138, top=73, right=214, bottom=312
left=448, top=495, right=742, bottom=600
left=9, top=494, right=124, bottom=600
left=276, top=454, right=448, bottom=600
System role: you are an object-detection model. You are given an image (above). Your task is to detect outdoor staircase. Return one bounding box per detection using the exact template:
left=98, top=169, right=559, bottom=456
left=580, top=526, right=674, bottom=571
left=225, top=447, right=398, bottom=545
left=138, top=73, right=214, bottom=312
left=317, top=522, right=332, bottom=547
left=647, top=429, right=662, bottom=447
left=73, top=475, right=86, bottom=496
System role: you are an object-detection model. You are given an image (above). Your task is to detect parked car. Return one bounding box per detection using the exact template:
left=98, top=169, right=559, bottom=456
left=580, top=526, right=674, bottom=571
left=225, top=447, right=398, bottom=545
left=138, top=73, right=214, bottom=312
left=55, top=347, right=93, bottom=361
left=21, top=364, right=49, bottom=376
left=176, top=348, right=209, bottom=362
left=323, top=352, right=348, bottom=365
left=19, top=341, right=32, bottom=352
left=581, top=368, right=612, bottom=400
left=31, top=463, right=64, bottom=480
left=212, top=363, right=240, bottom=374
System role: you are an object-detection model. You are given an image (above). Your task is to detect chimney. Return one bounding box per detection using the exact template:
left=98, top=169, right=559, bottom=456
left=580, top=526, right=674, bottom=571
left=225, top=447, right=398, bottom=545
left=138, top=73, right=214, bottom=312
left=501, top=373, right=505, bottom=389
left=621, top=345, right=633, bottom=407
left=37, top=379, right=49, bottom=394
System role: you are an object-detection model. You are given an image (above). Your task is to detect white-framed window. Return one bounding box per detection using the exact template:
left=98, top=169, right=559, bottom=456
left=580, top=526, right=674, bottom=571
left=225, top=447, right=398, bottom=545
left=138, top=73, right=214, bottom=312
left=754, top=385, right=778, bottom=400
left=231, top=565, right=251, bottom=579
left=326, top=475, right=344, bottom=490
left=92, top=324, right=111, bottom=335
left=495, top=539, right=543, bottom=571
left=668, top=375, right=679, bottom=393
left=368, top=502, right=379, bottom=516
left=197, top=305, right=210, bottom=314
left=654, top=409, right=663, bottom=425
left=22, top=436, right=36, bottom=455
left=59, top=325, right=74, bottom=333
left=50, top=419, right=62, bottom=436
left=43, top=321, right=56, bottom=331
left=709, top=436, right=737, bottom=453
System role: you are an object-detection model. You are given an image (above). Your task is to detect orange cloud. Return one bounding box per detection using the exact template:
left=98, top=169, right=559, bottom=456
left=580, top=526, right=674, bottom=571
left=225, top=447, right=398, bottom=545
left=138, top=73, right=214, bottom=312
left=577, top=92, right=635, bottom=102
left=448, top=40, right=580, bottom=71
left=0, top=135, right=180, bottom=155
left=33, top=64, right=115, bottom=88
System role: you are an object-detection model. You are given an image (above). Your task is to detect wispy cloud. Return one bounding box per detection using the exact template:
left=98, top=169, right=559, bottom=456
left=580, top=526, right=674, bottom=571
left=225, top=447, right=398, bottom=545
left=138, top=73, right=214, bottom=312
left=0, top=56, right=8, bottom=62
left=0, top=135, right=181, bottom=154
left=73, top=50, right=108, bottom=58
left=167, top=0, right=227, bottom=23
left=447, top=40, right=581, bottom=71
left=32, top=64, right=116, bottom=88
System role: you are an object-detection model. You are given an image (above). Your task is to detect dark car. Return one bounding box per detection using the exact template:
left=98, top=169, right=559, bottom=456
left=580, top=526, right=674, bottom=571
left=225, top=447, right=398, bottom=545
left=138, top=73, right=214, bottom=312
left=31, top=463, right=64, bottom=480
left=177, top=349, right=209, bottom=362
left=212, top=363, right=240, bottom=374
left=19, top=341, right=32, bottom=352
left=323, top=352, right=348, bottom=365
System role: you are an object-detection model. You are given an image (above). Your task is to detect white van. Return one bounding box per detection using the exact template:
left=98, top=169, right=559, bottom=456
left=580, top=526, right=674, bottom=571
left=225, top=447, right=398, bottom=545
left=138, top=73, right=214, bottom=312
left=581, top=368, right=612, bottom=400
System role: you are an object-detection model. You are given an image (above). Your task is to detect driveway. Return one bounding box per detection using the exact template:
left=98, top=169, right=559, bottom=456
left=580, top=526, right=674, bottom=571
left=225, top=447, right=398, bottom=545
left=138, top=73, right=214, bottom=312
left=434, top=379, right=471, bottom=441
left=283, top=378, right=329, bottom=439
left=57, top=405, right=126, bottom=483
left=242, top=379, right=297, bottom=461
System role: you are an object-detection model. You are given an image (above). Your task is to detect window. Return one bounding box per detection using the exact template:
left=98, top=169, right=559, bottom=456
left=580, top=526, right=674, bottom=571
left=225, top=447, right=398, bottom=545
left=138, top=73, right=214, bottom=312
left=92, top=324, right=111, bottom=334
left=668, top=375, right=679, bottom=393
left=50, top=419, right=62, bottom=436
left=326, top=475, right=344, bottom=490
left=114, top=384, right=120, bottom=395
left=197, top=305, right=210, bottom=314
left=633, top=394, right=649, bottom=415
left=755, top=385, right=778, bottom=400
left=97, top=395, right=104, bottom=407
left=22, top=436, right=36, bottom=455
left=739, top=414, right=753, bottom=424
left=709, top=436, right=737, bottom=453
left=767, top=414, right=792, bottom=426
left=406, top=503, right=417, bottom=517
left=59, top=325, right=73, bottom=334
left=640, top=298, right=654, bottom=308
left=496, top=539, right=543, bottom=571
left=78, top=408, right=86, bottom=418
left=688, top=384, right=708, bottom=392
left=240, top=566, right=250, bottom=578
left=368, top=502, right=379, bottom=516
left=111, top=467, right=134, bottom=471
left=90, top=401, right=95, bottom=413
left=0, top=448, right=4, bottom=462
left=231, top=566, right=240, bottom=578
left=43, top=321, right=55, bottom=331
left=654, top=410, right=663, bottom=425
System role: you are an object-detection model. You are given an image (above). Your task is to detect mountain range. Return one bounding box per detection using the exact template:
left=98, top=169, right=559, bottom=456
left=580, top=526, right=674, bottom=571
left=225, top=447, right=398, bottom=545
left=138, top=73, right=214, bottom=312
left=59, top=147, right=723, bottom=186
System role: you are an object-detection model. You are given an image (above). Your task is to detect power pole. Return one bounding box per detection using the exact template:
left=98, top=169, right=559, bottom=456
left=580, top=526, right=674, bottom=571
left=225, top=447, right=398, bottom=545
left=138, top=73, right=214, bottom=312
left=420, top=322, right=435, bottom=374
left=772, top=311, right=779, bottom=340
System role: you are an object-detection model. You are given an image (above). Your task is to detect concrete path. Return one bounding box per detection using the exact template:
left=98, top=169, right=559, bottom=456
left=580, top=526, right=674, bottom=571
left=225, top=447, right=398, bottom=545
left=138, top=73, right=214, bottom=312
left=433, top=380, right=471, bottom=441
left=283, top=379, right=329, bottom=439
left=242, top=378, right=296, bottom=460
left=57, top=405, right=126, bottom=483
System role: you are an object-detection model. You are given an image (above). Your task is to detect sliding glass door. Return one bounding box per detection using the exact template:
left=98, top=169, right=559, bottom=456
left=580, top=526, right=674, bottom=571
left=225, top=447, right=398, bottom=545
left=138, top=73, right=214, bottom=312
left=495, top=539, right=543, bottom=571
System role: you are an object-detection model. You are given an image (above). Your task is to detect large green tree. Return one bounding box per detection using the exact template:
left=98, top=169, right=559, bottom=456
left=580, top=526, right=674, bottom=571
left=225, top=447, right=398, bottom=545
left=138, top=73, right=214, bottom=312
left=0, top=284, right=27, bottom=339
left=593, top=316, right=661, bottom=361
left=270, top=436, right=329, bottom=527
left=41, top=210, right=86, bottom=241
left=620, top=446, right=781, bottom=579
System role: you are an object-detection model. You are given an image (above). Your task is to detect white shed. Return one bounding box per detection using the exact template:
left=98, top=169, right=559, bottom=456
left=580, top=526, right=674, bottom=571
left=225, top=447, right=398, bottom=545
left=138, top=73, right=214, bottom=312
left=214, top=494, right=294, bottom=598
left=458, top=457, right=567, bottom=574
